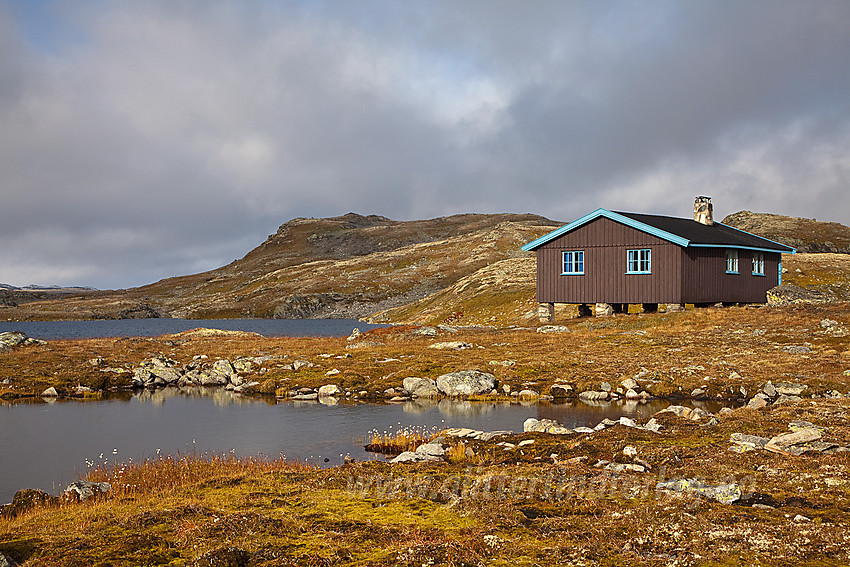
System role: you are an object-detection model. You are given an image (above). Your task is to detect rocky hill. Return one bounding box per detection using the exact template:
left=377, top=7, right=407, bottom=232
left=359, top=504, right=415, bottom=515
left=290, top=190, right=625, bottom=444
left=722, top=211, right=850, bottom=254
left=0, top=213, right=559, bottom=321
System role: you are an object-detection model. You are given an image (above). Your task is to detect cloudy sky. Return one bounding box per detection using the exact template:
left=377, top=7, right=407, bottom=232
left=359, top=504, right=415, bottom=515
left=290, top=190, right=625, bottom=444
left=1, top=0, right=849, bottom=289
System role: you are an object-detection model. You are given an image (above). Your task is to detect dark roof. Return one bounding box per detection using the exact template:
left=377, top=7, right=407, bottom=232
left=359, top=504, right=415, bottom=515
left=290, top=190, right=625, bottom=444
left=521, top=208, right=796, bottom=253
left=614, top=212, right=795, bottom=252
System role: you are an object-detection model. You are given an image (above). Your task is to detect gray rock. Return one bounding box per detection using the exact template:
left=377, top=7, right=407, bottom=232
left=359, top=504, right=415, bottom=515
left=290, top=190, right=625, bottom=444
left=762, top=382, right=777, bottom=398
left=435, top=370, right=496, bottom=397
left=0, top=552, right=17, bottom=567
left=600, top=381, right=612, bottom=392
left=197, top=371, right=227, bottom=386
left=414, top=442, right=446, bottom=458
left=621, top=378, right=639, bottom=390
left=41, top=387, right=59, bottom=397
left=518, top=389, right=539, bottom=399
left=783, top=345, right=812, bottom=354
left=347, top=328, right=362, bottom=342
left=746, top=396, right=768, bottom=410
left=64, top=480, right=111, bottom=502
left=391, top=450, right=443, bottom=463
left=625, top=388, right=640, bottom=400
left=691, top=388, right=706, bottom=397
left=403, top=377, right=440, bottom=398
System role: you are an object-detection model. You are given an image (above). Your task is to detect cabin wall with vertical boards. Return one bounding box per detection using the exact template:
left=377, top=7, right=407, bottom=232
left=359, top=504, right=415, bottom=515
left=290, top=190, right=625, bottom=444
left=535, top=217, right=682, bottom=304
left=681, top=248, right=781, bottom=303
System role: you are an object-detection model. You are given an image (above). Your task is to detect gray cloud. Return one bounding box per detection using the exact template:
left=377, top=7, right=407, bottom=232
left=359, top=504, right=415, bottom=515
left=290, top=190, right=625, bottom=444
left=1, top=0, right=848, bottom=289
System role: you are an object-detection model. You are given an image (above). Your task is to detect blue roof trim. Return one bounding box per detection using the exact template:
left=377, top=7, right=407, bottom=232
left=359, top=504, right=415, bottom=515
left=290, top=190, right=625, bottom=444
left=521, top=208, right=690, bottom=251
left=690, top=243, right=797, bottom=254
left=714, top=222, right=797, bottom=254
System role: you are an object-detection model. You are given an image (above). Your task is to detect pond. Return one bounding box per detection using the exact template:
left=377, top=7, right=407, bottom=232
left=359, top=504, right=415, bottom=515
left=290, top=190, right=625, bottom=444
left=0, top=389, right=726, bottom=503
left=0, top=318, right=384, bottom=340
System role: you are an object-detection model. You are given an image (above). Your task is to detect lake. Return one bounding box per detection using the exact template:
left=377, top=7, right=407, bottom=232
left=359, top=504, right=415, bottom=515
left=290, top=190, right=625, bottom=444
left=0, top=318, right=384, bottom=340
left=0, top=388, right=724, bottom=503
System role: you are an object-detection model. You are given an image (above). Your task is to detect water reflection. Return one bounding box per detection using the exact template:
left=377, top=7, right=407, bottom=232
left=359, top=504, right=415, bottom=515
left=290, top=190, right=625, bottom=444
left=132, top=386, right=263, bottom=407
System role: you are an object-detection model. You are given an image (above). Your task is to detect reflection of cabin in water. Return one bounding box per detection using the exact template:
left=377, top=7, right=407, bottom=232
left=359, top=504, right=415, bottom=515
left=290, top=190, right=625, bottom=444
left=521, top=197, right=795, bottom=320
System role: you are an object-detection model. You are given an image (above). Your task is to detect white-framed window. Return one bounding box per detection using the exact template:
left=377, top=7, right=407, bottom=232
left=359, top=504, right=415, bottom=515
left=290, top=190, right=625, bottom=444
left=752, top=252, right=765, bottom=276
left=725, top=249, right=739, bottom=274
left=562, top=250, right=584, bottom=275
left=626, top=248, right=651, bottom=274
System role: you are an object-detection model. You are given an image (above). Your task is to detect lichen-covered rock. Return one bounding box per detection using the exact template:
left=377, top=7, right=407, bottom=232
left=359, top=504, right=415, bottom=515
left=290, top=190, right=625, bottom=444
left=436, top=371, right=496, bottom=396
left=767, top=284, right=834, bottom=306
left=403, top=377, right=440, bottom=398
left=656, top=478, right=741, bottom=504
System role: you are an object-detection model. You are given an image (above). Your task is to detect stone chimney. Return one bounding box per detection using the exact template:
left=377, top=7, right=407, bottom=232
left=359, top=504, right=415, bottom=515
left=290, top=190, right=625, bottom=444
left=693, top=196, right=713, bottom=225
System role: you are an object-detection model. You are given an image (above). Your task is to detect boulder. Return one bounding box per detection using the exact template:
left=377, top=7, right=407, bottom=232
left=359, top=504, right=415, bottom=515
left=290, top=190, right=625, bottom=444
left=435, top=371, right=496, bottom=397
left=64, top=480, right=111, bottom=502
left=746, top=396, right=768, bottom=410
left=518, top=389, right=539, bottom=399
left=578, top=390, right=608, bottom=401
left=765, top=428, right=822, bottom=455
left=536, top=325, right=571, bottom=333
left=523, top=418, right=573, bottom=435
left=774, top=383, right=807, bottom=396
left=621, top=378, right=639, bottom=390
left=402, top=377, right=440, bottom=398
left=318, top=384, right=342, bottom=397
left=41, top=386, right=59, bottom=397
left=0, top=331, right=29, bottom=350
left=767, top=284, right=834, bottom=307
left=625, top=388, right=640, bottom=400
left=428, top=341, right=472, bottom=351
left=550, top=384, right=574, bottom=398
left=762, top=382, right=777, bottom=398
left=412, top=326, right=439, bottom=336
left=2, top=489, right=59, bottom=518
left=0, top=552, right=16, bottom=567
left=595, top=303, right=613, bottom=317
left=347, top=328, right=362, bottom=342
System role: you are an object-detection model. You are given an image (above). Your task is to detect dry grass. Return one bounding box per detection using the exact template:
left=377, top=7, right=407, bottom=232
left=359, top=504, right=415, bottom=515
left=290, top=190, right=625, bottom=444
left=363, top=425, right=439, bottom=455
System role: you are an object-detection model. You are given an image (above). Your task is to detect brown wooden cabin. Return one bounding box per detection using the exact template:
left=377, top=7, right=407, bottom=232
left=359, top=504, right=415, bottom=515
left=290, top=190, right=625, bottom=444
left=522, top=198, right=795, bottom=314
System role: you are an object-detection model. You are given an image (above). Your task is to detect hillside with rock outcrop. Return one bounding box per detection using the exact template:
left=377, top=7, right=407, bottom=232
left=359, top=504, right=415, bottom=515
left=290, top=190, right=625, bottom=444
left=722, top=211, right=850, bottom=254
left=0, top=213, right=559, bottom=321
